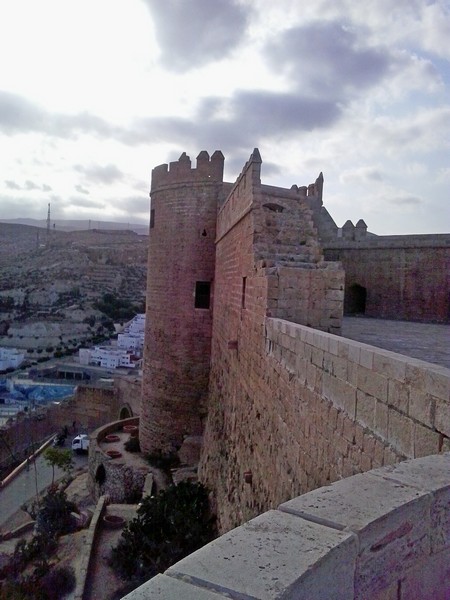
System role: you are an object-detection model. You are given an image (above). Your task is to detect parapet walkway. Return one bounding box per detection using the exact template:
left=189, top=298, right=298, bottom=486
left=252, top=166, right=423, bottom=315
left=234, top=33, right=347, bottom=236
left=342, top=317, right=450, bottom=369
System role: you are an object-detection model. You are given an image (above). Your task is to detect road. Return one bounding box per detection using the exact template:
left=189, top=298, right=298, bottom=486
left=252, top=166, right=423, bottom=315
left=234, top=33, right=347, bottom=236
left=0, top=450, right=88, bottom=528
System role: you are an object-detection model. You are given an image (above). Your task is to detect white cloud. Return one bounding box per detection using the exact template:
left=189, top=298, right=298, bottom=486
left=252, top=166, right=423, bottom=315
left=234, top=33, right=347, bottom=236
left=0, top=0, right=448, bottom=235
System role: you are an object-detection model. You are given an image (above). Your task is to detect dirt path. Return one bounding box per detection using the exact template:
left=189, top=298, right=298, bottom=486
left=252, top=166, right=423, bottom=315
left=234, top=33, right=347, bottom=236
left=84, top=504, right=139, bottom=600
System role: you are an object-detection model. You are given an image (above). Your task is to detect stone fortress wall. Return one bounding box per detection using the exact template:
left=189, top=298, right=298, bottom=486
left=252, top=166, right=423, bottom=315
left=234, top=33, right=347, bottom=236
left=313, top=207, right=450, bottom=323
left=195, top=150, right=450, bottom=531
left=200, top=315, right=450, bottom=531
left=140, top=149, right=449, bottom=534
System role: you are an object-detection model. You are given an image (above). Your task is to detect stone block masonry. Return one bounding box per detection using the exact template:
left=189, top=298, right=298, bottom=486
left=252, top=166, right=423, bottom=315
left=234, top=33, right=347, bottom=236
left=198, top=150, right=348, bottom=531
left=139, top=148, right=448, bottom=542
left=140, top=149, right=342, bottom=456
left=200, top=315, right=449, bottom=532
left=323, top=237, right=450, bottom=323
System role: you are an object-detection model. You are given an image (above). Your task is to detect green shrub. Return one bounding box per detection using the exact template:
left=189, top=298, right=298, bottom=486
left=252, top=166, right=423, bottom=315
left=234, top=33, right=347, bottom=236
left=0, top=577, right=43, bottom=600
left=109, top=481, right=215, bottom=580
left=2, top=533, right=56, bottom=580
left=35, top=488, right=77, bottom=538
left=0, top=566, right=71, bottom=600
left=40, top=565, right=76, bottom=599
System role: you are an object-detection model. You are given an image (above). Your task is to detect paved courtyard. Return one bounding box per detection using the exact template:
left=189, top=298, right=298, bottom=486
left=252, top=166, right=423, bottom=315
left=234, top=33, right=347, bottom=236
left=342, top=317, right=450, bottom=369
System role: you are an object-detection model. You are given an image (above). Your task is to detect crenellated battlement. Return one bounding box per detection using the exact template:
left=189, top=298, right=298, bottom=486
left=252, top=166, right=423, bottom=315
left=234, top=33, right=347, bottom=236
left=288, top=171, right=323, bottom=202
left=151, top=150, right=225, bottom=191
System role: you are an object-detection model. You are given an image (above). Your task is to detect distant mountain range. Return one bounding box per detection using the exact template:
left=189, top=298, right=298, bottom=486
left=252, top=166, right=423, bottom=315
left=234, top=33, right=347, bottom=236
left=0, top=218, right=149, bottom=235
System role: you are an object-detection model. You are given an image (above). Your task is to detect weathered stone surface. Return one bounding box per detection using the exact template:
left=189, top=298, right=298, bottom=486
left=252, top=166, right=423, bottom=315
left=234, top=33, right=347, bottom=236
left=373, top=454, right=450, bottom=554
left=167, top=510, right=356, bottom=600
left=400, top=548, right=450, bottom=600
left=179, top=435, right=203, bottom=466
left=122, top=574, right=230, bottom=600
left=279, top=470, right=432, bottom=597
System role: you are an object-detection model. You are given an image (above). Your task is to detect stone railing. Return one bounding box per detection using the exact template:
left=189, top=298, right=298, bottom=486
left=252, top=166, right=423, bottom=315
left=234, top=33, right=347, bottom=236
left=123, top=453, right=449, bottom=599
left=73, top=495, right=107, bottom=600
left=266, top=318, right=450, bottom=461
left=88, top=417, right=147, bottom=503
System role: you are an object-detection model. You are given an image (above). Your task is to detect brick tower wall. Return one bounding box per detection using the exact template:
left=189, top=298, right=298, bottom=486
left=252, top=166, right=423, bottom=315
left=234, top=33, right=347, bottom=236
left=140, top=151, right=224, bottom=454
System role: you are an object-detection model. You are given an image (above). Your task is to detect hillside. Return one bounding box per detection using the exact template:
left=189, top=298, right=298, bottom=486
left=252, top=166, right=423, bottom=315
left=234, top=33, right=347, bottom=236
left=0, top=223, right=148, bottom=360
left=0, top=218, right=148, bottom=235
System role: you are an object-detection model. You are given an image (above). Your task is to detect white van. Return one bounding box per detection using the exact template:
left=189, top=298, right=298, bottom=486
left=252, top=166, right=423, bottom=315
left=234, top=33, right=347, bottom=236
left=71, top=434, right=89, bottom=453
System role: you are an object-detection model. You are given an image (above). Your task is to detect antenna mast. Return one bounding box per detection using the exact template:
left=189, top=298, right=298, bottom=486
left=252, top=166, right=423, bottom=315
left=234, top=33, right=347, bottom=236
left=46, top=203, right=51, bottom=242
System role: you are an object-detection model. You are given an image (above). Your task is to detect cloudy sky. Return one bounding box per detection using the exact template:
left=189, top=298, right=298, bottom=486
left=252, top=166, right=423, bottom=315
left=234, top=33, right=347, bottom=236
left=0, top=0, right=449, bottom=235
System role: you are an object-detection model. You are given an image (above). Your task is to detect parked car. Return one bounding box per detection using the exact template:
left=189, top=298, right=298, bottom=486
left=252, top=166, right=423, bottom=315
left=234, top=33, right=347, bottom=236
left=52, top=433, right=66, bottom=447
left=71, top=434, right=89, bottom=453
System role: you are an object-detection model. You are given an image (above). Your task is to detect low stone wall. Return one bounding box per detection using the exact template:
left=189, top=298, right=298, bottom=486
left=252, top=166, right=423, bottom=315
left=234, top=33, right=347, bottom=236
left=88, top=417, right=147, bottom=503
left=0, top=434, right=55, bottom=488
left=73, top=495, right=107, bottom=600
left=267, top=318, right=449, bottom=458
left=123, top=453, right=450, bottom=599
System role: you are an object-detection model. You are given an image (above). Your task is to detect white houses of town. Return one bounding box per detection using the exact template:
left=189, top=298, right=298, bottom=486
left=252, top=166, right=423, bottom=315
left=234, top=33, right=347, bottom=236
left=0, top=347, right=25, bottom=371
left=78, top=314, right=145, bottom=370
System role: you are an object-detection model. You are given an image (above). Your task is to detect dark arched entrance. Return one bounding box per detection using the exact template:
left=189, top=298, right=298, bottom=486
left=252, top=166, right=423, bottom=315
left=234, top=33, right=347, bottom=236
left=95, top=464, right=106, bottom=485
left=119, top=405, right=132, bottom=420
left=345, top=284, right=367, bottom=315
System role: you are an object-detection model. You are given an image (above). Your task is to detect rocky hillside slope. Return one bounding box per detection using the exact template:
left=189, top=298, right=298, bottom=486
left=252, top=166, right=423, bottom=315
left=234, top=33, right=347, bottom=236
left=0, top=224, right=148, bottom=360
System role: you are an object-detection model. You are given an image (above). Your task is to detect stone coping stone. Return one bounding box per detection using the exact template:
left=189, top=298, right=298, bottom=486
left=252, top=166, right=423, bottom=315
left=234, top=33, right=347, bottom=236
left=122, top=574, right=230, bottom=599
left=278, top=458, right=450, bottom=598
left=374, top=453, right=450, bottom=492
left=105, top=504, right=139, bottom=520
left=279, top=455, right=450, bottom=538
left=279, top=471, right=430, bottom=538
left=166, top=509, right=356, bottom=600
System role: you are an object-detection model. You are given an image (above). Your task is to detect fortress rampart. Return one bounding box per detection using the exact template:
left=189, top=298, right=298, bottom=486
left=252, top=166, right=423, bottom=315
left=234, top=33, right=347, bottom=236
left=140, top=148, right=345, bottom=457
left=324, top=236, right=450, bottom=322
left=150, top=150, right=224, bottom=188
left=140, top=148, right=449, bottom=538
left=200, top=317, right=450, bottom=531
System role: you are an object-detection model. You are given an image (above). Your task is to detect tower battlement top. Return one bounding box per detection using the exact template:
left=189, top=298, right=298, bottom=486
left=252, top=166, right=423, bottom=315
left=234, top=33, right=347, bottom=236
left=151, top=150, right=225, bottom=190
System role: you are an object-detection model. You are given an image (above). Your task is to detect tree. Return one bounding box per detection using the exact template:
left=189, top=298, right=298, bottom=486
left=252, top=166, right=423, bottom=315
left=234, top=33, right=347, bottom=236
left=110, top=481, right=215, bottom=581
left=43, top=448, right=73, bottom=485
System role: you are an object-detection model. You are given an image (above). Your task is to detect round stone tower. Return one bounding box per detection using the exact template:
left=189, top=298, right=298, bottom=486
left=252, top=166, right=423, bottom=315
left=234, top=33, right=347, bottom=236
left=140, top=150, right=225, bottom=455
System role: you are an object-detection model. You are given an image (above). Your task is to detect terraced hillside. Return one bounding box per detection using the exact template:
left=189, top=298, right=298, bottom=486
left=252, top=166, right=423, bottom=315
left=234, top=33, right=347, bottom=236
left=0, top=223, right=148, bottom=360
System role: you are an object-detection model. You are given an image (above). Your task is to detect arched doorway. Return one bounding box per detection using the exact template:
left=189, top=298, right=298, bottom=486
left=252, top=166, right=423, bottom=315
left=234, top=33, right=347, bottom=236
left=119, top=404, right=132, bottom=420
left=95, top=464, right=106, bottom=486
left=345, top=284, right=367, bottom=315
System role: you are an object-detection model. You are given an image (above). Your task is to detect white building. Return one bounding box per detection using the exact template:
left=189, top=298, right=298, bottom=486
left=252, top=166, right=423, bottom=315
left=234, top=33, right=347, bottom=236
left=79, top=345, right=139, bottom=369
left=0, top=347, right=25, bottom=371
left=79, top=315, right=145, bottom=369
left=117, top=313, right=145, bottom=355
